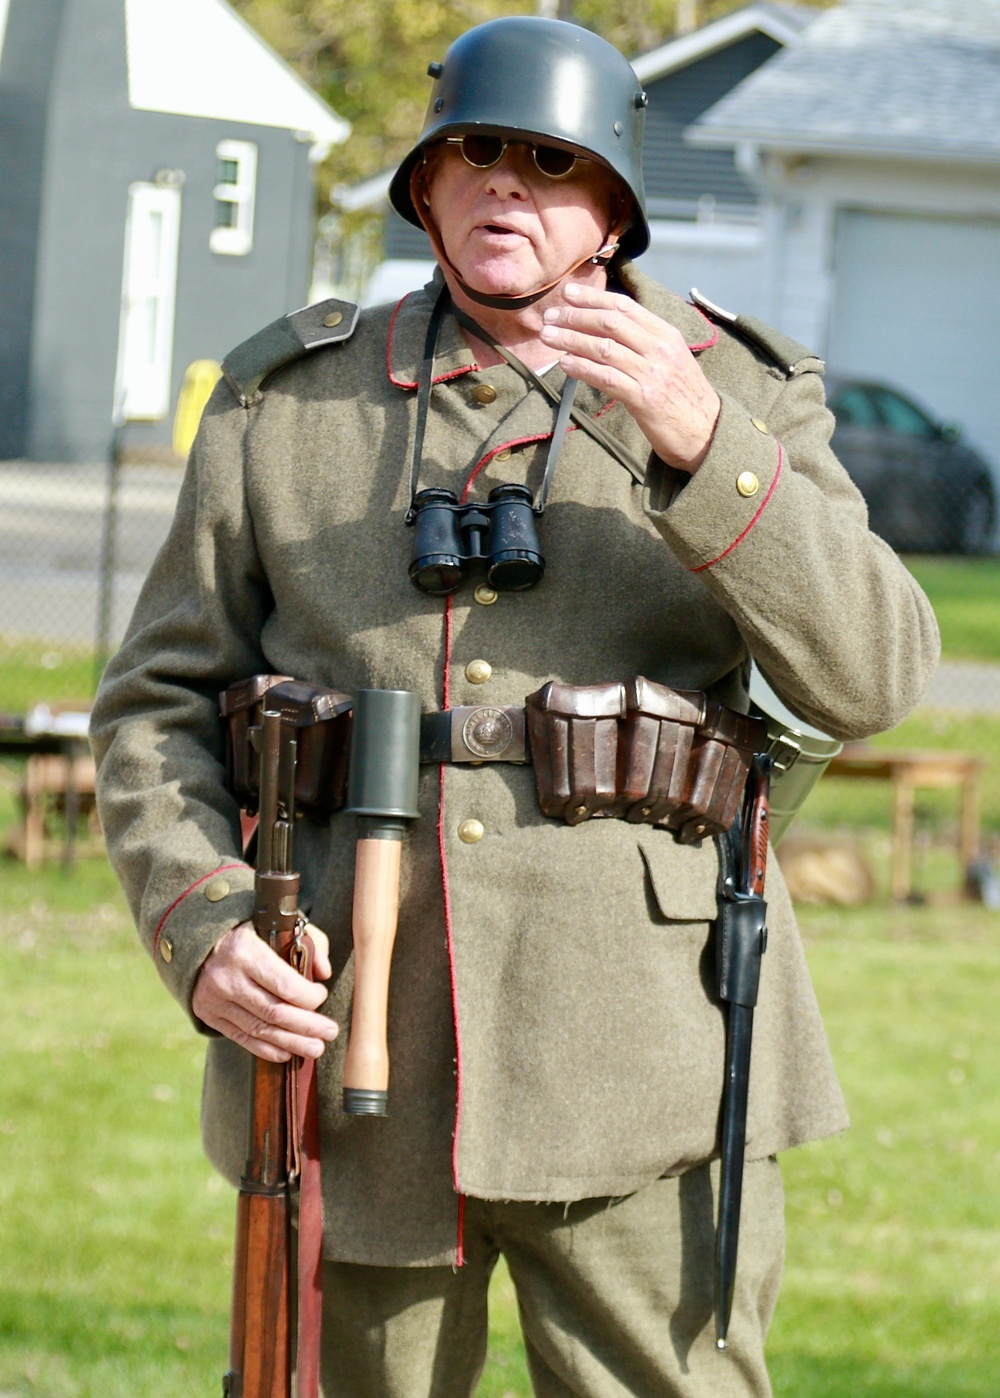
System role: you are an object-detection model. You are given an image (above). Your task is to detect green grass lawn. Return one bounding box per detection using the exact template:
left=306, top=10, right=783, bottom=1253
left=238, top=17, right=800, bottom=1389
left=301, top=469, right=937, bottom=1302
left=904, top=557, right=1000, bottom=663
left=0, top=554, right=997, bottom=1394
left=1, top=858, right=998, bottom=1397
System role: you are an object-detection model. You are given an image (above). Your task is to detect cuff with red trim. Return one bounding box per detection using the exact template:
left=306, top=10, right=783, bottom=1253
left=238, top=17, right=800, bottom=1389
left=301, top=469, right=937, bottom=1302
left=151, top=863, right=256, bottom=1028
left=643, top=394, right=783, bottom=571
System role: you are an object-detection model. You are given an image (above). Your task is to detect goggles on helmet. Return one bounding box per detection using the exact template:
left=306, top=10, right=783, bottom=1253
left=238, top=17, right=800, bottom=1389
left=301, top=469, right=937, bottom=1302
left=441, top=135, right=592, bottom=180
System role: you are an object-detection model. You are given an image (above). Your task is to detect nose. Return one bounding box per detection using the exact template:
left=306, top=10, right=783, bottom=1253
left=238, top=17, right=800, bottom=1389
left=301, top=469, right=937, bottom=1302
left=483, top=146, right=533, bottom=199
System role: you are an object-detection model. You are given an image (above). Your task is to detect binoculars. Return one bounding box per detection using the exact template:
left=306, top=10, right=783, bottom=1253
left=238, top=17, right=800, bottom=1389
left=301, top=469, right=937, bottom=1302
left=408, top=483, right=544, bottom=596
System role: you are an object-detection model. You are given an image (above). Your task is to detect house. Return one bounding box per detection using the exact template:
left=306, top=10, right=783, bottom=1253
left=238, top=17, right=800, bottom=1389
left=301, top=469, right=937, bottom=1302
left=0, top=0, right=348, bottom=463
left=329, top=4, right=819, bottom=308
left=690, top=0, right=1000, bottom=490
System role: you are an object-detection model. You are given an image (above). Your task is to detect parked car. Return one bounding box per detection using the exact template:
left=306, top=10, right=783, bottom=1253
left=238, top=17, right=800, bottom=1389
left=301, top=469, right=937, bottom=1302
left=826, top=377, right=997, bottom=554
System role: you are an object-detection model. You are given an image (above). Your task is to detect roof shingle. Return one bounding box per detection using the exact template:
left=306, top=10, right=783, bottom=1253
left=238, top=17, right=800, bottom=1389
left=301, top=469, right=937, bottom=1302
left=691, top=0, right=1000, bottom=162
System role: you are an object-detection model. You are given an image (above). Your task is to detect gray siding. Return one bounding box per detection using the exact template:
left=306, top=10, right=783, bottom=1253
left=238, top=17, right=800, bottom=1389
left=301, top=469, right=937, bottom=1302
left=0, top=0, right=67, bottom=458
left=385, top=210, right=433, bottom=261
left=642, top=32, right=782, bottom=217
left=1, top=0, right=321, bottom=462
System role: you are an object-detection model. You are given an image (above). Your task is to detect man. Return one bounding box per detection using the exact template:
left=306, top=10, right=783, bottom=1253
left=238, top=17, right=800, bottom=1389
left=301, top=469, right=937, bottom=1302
left=91, top=16, right=939, bottom=1398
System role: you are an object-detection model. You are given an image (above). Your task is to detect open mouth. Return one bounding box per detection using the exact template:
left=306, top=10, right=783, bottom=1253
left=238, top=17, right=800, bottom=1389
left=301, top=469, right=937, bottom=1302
left=479, top=222, right=524, bottom=237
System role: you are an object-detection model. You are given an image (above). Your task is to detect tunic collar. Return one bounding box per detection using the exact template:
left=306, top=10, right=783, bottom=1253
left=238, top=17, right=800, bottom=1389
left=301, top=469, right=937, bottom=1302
left=384, top=262, right=719, bottom=396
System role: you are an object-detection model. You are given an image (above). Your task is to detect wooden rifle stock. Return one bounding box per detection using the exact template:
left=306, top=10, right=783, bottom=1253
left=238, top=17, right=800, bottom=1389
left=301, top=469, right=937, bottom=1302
left=225, top=708, right=316, bottom=1398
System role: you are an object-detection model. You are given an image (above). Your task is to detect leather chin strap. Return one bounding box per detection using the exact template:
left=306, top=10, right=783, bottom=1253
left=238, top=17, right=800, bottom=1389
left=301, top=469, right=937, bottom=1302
left=410, top=163, right=626, bottom=312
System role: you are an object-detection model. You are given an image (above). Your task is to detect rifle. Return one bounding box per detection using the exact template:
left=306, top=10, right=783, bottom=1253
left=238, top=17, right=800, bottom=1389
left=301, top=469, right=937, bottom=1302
left=713, top=753, right=773, bottom=1350
left=224, top=706, right=322, bottom=1398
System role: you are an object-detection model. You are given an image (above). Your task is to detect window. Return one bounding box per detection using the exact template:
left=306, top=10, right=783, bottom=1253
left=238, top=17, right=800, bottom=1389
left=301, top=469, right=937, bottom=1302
left=872, top=388, right=937, bottom=440
left=830, top=384, right=879, bottom=428
left=210, top=139, right=257, bottom=255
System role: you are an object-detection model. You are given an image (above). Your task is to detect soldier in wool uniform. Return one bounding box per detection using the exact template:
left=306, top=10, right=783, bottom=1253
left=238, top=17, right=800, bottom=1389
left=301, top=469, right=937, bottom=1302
left=91, top=16, right=939, bottom=1398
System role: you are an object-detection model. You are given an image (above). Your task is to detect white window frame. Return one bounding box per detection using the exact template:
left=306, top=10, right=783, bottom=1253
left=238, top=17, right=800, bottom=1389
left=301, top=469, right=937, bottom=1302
left=113, top=181, right=182, bottom=421
left=210, top=138, right=258, bottom=256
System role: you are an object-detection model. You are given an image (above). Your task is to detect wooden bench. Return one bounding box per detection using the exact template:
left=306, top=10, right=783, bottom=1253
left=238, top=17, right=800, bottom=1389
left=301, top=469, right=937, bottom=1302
left=826, top=745, right=982, bottom=902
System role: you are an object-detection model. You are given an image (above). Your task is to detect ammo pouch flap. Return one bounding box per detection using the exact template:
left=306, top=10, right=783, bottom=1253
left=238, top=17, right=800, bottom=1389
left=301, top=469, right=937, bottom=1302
left=220, top=675, right=353, bottom=822
left=525, top=676, right=766, bottom=840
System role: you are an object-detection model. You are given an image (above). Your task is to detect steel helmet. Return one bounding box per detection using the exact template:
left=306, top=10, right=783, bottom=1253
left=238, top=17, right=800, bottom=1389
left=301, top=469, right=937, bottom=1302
left=389, top=16, right=650, bottom=259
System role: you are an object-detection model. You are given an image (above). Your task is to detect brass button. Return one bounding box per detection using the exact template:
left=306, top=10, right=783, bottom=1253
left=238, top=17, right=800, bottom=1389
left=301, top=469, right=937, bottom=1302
left=471, top=384, right=497, bottom=405
left=495, top=447, right=512, bottom=461
left=323, top=311, right=343, bottom=328
left=465, top=659, right=492, bottom=684
left=474, top=585, right=498, bottom=606
left=751, top=418, right=768, bottom=434
left=736, top=471, right=760, bottom=498
left=159, top=937, right=174, bottom=964
left=205, top=877, right=231, bottom=903
left=458, top=819, right=485, bottom=844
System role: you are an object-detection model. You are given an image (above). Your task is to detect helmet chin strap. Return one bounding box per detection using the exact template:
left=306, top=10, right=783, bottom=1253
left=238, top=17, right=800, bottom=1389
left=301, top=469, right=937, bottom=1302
left=410, top=163, right=625, bottom=312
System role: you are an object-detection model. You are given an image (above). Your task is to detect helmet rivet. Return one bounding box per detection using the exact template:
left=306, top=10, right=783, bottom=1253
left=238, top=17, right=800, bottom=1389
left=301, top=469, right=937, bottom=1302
left=428, top=61, right=443, bottom=79
left=434, top=97, right=444, bottom=112
left=635, top=91, right=648, bottom=109
left=613, top=121, right=623, bottom=137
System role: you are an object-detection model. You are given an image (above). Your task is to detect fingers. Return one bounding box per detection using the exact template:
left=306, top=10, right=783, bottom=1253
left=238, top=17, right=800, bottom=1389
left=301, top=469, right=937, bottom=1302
left=540, top=282, right=720, bottom=472
left=193, top=922, right=339, bottom=1063
left=303, top=921, right=333, bottom=981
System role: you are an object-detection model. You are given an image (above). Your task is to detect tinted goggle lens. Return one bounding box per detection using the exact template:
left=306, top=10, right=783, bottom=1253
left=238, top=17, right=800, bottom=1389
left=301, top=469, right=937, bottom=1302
left=452, top=135, right=580, bottom=179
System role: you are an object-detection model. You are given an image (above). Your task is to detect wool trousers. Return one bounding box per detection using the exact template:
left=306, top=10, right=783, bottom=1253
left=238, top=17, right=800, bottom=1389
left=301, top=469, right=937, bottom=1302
left=317, top=1156, right=784, bottom=1398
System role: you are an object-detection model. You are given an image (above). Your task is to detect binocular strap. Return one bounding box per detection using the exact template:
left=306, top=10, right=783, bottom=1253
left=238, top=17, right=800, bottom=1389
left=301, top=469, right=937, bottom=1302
left=406, top=289, right=581, bottom=520
left=449, top=299, right=647, bottom=486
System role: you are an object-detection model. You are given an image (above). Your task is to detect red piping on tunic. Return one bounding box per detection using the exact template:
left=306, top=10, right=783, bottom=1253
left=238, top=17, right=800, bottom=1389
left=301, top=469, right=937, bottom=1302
left=386, top=292, right=478, bottom=389
left=437, top=592, right=467, bottom=1263
left=686, top=305, right=720, bottom=354
left=692, top=442, right=783, bottom=573
left=457, top=398, right=621, bottom=504
left=433, top=383, right=623, bottom=1264
left=152, top=863, right=249, bottom=957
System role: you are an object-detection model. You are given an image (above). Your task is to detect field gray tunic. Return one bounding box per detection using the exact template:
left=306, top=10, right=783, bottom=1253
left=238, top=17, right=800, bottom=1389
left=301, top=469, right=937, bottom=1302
left=90, top=263, right=939, bottom=1267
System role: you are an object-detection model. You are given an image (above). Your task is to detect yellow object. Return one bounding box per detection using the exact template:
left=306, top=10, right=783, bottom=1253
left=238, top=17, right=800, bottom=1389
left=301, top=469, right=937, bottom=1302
left=173, top=359, right=223, bottom=458
left=465, top=659, right=492, bottom=684
left=737, top=471, right=760, bottom=498
left=458, top=819, right=485, bottom=844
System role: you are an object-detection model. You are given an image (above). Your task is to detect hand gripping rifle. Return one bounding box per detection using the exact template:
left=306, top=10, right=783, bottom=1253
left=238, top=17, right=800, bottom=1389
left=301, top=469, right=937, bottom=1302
left=713, top=753, right=773, bottom=1351
left=224, top=706, right=323, bottom=1398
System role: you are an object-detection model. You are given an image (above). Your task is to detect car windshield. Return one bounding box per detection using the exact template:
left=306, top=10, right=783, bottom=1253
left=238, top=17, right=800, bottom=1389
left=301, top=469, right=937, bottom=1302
left=830, top=385, right=880, bottom=427
left=871, top=388, right=938, bottom=440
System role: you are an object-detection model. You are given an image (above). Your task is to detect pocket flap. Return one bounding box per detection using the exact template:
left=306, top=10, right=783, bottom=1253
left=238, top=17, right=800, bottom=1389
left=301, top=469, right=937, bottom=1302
left=636, top=828, right=720, bottom=922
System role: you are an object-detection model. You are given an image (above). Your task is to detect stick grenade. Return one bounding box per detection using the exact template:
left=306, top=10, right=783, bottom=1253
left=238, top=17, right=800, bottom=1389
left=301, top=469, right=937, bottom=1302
left=342, top=689, right=421, bottom=1115
left=713, top=753, right=773, bottom=1351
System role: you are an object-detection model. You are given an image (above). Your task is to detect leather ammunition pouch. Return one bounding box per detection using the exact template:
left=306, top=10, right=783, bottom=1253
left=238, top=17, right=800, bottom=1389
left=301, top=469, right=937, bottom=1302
left=220, top=675, right=353, bottom=822
left=525, top=676, right=766, bottom=841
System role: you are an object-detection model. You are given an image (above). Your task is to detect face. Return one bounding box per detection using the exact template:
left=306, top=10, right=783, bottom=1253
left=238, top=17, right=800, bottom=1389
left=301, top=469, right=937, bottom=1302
left=422, top=138, right=620, bottom=299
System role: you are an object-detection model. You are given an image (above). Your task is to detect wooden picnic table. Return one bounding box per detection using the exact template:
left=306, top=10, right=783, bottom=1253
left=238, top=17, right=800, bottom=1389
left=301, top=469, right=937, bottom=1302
left=826, top=745, right=982, bottom=902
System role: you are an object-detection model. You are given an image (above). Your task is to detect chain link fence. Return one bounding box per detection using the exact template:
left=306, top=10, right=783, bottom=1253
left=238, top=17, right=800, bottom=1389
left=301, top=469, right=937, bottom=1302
left=1, top=453, right=998, bottom=893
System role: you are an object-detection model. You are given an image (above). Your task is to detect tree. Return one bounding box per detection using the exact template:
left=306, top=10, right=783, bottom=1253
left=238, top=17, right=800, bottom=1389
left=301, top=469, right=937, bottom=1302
left=230, top=1, right=836, bottom=192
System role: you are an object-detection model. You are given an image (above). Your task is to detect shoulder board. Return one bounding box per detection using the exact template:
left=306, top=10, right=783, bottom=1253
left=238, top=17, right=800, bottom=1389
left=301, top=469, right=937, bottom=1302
left=690, top=288, right=824, bottom=377
left=221, top=297, right=360, bottom=406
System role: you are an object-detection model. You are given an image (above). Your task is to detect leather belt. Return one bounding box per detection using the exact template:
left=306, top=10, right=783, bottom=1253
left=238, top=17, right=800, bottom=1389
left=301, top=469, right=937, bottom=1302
left=420, top=705, right=531, bottom=765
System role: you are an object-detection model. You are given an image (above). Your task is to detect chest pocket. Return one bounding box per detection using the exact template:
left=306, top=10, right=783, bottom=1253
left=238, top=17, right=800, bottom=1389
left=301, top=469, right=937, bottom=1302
left=636, top=828, right=720, bottom=923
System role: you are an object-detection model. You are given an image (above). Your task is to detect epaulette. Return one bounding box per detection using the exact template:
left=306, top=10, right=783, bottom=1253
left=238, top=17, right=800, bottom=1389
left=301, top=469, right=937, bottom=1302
left=221, top=297, right=360, bottom=406
left=690, top=288, right=824, bottom=378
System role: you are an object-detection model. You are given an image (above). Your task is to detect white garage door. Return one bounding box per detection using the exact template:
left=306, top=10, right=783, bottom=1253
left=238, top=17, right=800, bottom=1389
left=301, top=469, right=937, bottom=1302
left=828, top=208, right=1000, bottom=508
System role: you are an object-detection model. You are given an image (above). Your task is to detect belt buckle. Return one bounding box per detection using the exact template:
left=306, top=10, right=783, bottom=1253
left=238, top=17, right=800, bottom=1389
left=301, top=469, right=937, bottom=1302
left=450, top=705, right=527, bottom=763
